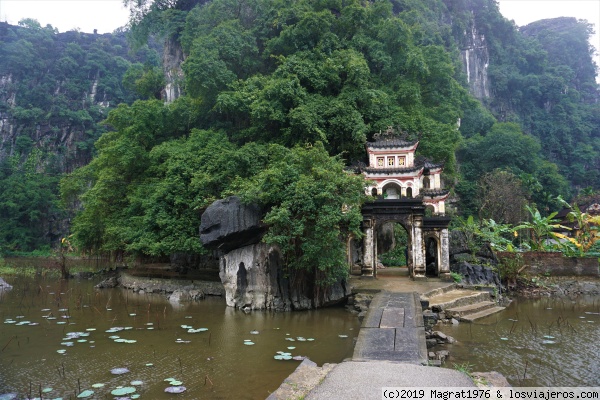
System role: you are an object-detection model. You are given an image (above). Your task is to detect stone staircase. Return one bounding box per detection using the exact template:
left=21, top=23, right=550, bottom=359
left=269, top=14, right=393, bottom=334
left=421, top=284, right=505, bottom=322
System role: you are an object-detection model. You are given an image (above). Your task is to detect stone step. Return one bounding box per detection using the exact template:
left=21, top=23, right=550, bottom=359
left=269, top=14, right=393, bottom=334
left=446, top=301, right=497, bottom=319
left=424, top=290, right=491, bottom=311
left=421, top=284, right=457, bottom=299
left=460, top=306, right=506, bottom=322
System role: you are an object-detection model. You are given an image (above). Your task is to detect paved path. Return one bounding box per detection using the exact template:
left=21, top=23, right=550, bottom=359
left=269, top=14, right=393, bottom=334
left=304, top=288, right=475, bottom=399
left=305, top=361, right=475, bottom=400
left=269, top=273, right=475, bottom=400
left=353, top=292, right=427, bottom=364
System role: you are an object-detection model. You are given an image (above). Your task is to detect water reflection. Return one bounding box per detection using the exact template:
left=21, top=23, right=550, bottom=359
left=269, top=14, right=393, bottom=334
left=435, top=296, right=600, bottom=386
left=0, top=276, right=359, bottom=399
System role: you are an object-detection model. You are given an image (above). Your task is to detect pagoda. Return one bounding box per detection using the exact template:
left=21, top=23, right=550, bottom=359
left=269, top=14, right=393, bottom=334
left=362, top=128, right=449, bottom=215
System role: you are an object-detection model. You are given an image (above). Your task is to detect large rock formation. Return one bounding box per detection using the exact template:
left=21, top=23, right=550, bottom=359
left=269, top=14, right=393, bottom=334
left=220, top=243, right=348, bottom=311
left=376, top=222, right=395, bottom=254
left=199, top=196, right=266, bottom=252
left=200, top=196, right=349, bottom=311
left=461, top=21, right=490, bottom=100
left=451, top=261, right=500, bottom=286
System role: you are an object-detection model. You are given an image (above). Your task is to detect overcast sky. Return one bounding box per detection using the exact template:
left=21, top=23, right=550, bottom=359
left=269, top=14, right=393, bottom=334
left=0, top=0, right=599, bottom=73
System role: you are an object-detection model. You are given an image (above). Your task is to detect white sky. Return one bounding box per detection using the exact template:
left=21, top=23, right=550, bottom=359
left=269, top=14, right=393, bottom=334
left=0, top=0, right=130, bottom=33
left=0, top=0, right=598, bottom=76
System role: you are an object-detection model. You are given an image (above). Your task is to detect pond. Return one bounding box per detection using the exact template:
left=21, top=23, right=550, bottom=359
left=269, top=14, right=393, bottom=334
left=435, top=295, right=600, bottom=386
left=0, top=275, right=359, bottom=399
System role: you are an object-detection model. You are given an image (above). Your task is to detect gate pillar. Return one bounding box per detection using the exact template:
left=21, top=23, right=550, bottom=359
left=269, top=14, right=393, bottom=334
left=362, top=219, right=375, bottom=276
left=412, top=215, right=426, bottom=279
left=438, top=228, right=450, bottom=278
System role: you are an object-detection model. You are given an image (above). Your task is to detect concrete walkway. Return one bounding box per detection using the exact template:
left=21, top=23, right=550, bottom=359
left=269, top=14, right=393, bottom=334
left=305, top=361, right=475, bottom=400
left=269, top=270, right=476, bottom=400
left=353, top=292, right=427, bottom=364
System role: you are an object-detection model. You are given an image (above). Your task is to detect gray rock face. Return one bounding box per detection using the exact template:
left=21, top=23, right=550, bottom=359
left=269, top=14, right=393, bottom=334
left=451, top=261, right=500, bottom=286
left=199, top=196, right=266, bottom=252
left=377, top=222, right=396, bottom=254
left=461, top=22, right=490, bottom=100
left=220, top=243, right=349, bottom=311
left=0, top=277, right=12, bottom=291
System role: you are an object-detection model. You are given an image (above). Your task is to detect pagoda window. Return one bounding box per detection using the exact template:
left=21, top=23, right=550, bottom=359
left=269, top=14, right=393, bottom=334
left=377, top=157, right=384, bottom=167
left=423, top=177, right=431, bottom=189
left=406, top=187, right=413, bottom=198
left=371, top=188, right=378, bottom=196
left=387, top=157, right=395, bottom=167
left=398, top=156, right=406, bottom=166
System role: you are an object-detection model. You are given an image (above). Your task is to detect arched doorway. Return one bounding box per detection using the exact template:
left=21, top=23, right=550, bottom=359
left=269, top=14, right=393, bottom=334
left=382, top=182, right=402, bottom=199
left=425, top=237, right=439, bottom=277
left=359, top=198, right=451, bottom=280
left=377, top=222, right=409, bottom=269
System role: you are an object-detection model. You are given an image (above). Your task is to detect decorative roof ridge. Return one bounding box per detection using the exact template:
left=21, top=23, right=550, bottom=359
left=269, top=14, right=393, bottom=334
left=420, top=189, right=450, bottom=197
left=362, top=165, right=423, bottom=173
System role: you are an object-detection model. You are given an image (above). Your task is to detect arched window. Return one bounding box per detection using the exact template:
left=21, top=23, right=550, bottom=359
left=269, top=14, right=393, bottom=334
left=423, top=177, right=431, bottom=189
left=371, top=188, right=378, bottom=196
left=406, top=187, right=413, bottom=198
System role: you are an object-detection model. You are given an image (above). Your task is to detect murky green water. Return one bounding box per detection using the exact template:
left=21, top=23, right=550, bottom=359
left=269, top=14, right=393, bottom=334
left=0, top=276, right=359, bottom=399
left=435, top=296, right=600, bottom=386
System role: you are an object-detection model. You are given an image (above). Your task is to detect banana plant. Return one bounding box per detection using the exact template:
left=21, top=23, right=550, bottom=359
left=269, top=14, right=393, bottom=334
left=555, top=196, right=600, bottom=256
left=513, top=205, right=570, bottom=251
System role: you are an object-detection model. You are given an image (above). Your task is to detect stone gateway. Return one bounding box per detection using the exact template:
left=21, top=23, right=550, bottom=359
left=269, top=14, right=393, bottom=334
left=356, top=130, right=451, bottom=280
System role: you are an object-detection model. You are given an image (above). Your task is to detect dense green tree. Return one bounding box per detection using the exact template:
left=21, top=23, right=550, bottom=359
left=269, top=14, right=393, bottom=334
left=235, top=142, right=366, bottom=286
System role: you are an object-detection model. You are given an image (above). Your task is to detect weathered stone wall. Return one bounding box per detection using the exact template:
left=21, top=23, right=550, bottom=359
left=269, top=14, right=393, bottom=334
left=220, top=243, right=349, bottom=311
left=497, top=251, right=599, bottom=277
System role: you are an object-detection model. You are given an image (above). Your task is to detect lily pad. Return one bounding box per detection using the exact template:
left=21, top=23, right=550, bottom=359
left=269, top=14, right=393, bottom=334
left=542, top=340, right=556, bottom=344
left=164, top=386, right=186, bottom=394
left=338, top=335, right=348, bottom=338
left=307, top=338, right=315, bottom=341
left=130, top=380, right=143, bottom=386
left=250, top=330, right=259, bottom=334
left=543, top=335, right=555, bottom=339
left=187, top=328, right=207, bottom=333
left=287, top=346, right=296, bottom=350
left=42, top=388, right=53, bottom=393
left=111, top=387, right=136, bottom=396
left=76, top=390, right=94, bottom=398
left=91, top=383, right=105, bottom=388
left=170, top=380, right=183, bottom=386
left=243, top=341, right=255, bottom=345
left=500, top=337, right=509, bottom=341
left=56, top=349, right=66, bottom=354
left=111, top=367, right=130, bottom=375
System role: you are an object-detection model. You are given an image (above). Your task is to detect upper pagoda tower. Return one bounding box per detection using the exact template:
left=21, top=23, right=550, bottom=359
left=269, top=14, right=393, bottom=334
left=362, top=127, right=449, bottom=215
